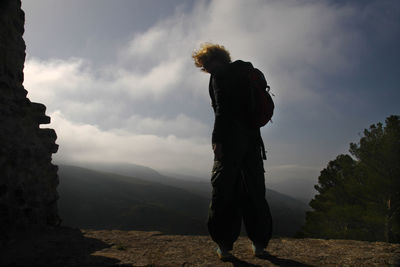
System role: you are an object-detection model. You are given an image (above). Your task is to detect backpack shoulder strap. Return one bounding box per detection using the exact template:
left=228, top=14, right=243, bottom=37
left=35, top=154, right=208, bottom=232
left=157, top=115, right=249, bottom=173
left=208, top=74, right=216, bottom=110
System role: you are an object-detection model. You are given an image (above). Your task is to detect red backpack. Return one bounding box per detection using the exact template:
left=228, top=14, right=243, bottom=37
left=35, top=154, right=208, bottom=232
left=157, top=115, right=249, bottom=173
left=247, top=68, right=274, bottom=128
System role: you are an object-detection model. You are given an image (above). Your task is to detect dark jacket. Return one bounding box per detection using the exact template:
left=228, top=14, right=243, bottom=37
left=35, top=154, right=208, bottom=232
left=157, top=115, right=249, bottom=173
left=209, top=60, right=255, bottom=144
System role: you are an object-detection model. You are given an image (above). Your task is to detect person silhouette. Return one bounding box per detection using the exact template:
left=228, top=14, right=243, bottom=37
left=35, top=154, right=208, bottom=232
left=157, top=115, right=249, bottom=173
left=192, top=43, right=273, bottom=260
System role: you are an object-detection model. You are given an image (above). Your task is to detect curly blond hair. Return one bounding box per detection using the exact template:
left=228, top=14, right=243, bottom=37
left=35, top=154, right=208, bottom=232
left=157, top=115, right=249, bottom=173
left=192, top=43, right=231, bottom=71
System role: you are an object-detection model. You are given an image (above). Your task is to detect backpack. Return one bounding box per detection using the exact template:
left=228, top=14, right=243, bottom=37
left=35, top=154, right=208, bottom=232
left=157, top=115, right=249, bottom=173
left=247, top=68, right=274, bottom=128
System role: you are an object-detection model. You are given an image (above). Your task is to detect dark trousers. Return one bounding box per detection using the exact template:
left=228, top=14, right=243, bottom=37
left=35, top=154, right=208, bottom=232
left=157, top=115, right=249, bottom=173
left=207, top=131, right=273, bottom=251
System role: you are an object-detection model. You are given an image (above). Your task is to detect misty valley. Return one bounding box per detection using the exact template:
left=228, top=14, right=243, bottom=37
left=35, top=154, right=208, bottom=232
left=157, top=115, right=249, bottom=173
left=58, top=164, right=309, bottom=237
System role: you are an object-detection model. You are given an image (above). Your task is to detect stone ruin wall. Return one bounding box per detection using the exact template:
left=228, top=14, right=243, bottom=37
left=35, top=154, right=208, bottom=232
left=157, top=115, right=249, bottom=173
left=0, top=0, right=60, bottom=231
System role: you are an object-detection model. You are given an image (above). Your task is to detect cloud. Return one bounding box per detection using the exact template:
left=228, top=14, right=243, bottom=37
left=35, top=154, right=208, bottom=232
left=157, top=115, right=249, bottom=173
left=24, top=0, right=398, bottom=178
left=25, top=56, right=186, bottom=104
left=123, top=113, right=209, bottom=138
left=49, top=111, right=211, bottom=176
left=116, top=0, right=376, bottom=113
left=25, top=0, right=372, bottom=118
left=24, top=56, right=211, bottom=175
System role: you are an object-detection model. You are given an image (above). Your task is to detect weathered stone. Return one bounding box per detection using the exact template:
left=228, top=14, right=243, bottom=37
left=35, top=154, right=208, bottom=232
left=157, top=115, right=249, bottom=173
left=0, top=0, right=60, bottom=232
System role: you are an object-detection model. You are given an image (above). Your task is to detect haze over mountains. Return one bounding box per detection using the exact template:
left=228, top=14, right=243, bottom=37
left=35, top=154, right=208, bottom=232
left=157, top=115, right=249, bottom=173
left=69, top=161, right=317, bottom=202
left=57, top=164, right=310, bottom=237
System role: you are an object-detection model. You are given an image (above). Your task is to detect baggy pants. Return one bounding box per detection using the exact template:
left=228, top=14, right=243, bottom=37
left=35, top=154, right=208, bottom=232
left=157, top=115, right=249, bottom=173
left=207, top=130, right=273, bottom=251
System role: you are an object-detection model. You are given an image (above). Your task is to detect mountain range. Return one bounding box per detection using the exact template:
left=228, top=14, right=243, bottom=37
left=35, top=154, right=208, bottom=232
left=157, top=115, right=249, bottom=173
left=57, top=163, right=309, bottom=237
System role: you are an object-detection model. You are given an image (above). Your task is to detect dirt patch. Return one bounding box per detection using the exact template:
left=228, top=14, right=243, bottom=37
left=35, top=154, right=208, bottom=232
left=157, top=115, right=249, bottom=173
left=1, top=227, right=399, bottom=266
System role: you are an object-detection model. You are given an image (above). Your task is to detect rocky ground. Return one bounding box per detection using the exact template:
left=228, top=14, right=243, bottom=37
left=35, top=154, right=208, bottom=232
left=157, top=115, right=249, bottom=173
left=1, top=227, right=399, bottom=266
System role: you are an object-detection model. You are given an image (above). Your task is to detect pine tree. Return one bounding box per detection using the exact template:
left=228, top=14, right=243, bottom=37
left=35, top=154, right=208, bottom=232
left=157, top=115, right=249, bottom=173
left=301, top=115, right=400, bottom=242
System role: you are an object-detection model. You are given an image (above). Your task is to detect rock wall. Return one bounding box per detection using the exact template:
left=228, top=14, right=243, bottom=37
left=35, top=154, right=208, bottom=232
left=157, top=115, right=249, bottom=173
left=0, top=0, right=60, bottom=230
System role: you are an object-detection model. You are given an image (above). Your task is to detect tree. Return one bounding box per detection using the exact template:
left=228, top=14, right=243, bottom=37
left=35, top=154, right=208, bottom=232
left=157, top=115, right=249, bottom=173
left=301, top=115, right=400, bottom=242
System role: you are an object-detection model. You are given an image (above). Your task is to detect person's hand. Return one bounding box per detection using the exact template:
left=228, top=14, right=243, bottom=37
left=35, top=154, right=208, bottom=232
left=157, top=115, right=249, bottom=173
left=212, top=143, right=223, bottom=160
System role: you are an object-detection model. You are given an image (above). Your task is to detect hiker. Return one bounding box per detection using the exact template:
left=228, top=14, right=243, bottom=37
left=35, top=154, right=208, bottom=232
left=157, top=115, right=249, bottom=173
left=192, top=43, right=273, bottom=260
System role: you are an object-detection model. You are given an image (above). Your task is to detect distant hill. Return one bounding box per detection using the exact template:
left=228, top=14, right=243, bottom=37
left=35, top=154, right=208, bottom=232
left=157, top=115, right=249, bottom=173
left=78, top=161, right=314, bottom=203
left=58, top=164, right=309, bottom=236
left=81, top=162, right=212, bottom=197
left=58, top=165, right=208, bottom=234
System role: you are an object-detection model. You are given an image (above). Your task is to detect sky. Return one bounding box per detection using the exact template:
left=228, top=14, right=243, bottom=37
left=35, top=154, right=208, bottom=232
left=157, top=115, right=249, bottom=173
left=21, top=0, right=400, bottom=198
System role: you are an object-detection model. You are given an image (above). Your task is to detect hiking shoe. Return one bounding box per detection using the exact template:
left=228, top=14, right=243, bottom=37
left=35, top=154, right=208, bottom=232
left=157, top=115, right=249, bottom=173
left=216, top=246, right=233, bottom=260
left=251, top=243, right=267, bottom=257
